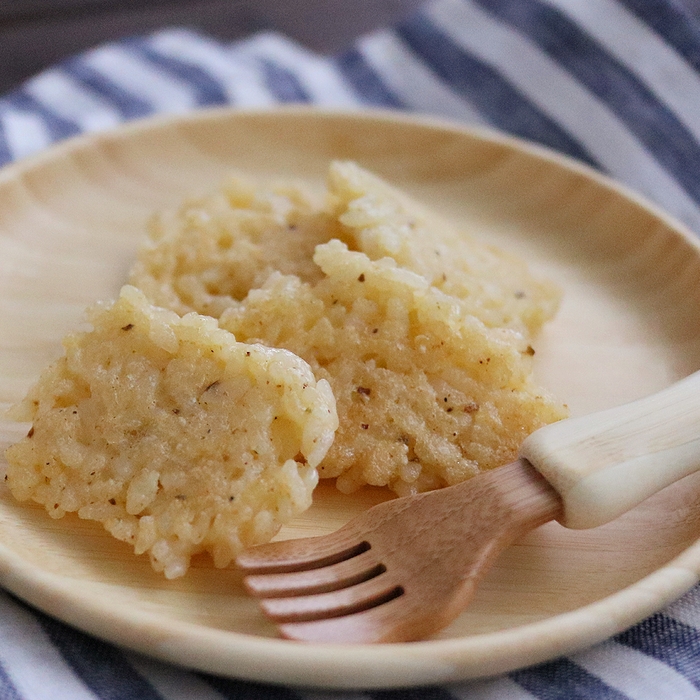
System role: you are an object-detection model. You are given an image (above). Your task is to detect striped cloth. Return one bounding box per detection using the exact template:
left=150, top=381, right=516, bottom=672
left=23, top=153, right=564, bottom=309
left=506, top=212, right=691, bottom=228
left=1, top=0, right=700, bottom=697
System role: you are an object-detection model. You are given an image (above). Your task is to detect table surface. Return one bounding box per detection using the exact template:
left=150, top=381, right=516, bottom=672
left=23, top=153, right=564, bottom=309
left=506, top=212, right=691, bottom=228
left=0, top=0, right=427, bottom=94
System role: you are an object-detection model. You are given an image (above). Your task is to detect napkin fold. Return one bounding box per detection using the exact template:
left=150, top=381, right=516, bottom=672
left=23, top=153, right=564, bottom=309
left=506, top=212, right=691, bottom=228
left=2, top=1, right=700, bottom=698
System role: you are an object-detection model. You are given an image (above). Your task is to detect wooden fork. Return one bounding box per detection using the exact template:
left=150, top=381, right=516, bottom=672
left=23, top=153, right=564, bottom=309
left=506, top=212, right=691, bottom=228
left=236, top=371, right=700, bottom=643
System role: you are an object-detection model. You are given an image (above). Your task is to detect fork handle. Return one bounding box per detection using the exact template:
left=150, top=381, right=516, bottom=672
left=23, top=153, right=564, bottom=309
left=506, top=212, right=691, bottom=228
left=520, top=370, right=700, bottom=529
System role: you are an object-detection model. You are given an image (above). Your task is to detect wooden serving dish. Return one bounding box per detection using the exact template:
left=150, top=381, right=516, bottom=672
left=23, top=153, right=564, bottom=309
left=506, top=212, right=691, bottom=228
left=1, top=108, right=700, bottom=689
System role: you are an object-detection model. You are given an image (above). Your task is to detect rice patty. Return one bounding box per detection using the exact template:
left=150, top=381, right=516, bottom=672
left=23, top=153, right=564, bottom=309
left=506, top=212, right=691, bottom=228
left=129, top=161, right=567, bottom=495
left=326, top=161, right=560, bottom=337
left=4, top=285, right=337, bottom=578
left=129, top=173, right=340, bottom=319
left=129, top=161, right=559, bottom=337
left=220, top=240, right=566, bottom=494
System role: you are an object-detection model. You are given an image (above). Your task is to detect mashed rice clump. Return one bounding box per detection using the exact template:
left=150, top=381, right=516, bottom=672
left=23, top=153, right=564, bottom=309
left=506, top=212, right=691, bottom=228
left=129, top=161, right=560, bottom=338
left=220, top=241, right=566, bottom=494
left=130, top=162, right=568, bottom=496
left=4, top=285, right=337, bottom=578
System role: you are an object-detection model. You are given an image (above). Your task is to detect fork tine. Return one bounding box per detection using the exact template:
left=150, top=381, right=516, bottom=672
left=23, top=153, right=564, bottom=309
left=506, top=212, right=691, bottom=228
left=258, top=573, right=403, bottom=623
left=277, top=594, right=411, bottom=643
left=277, top=586, right=467, bottom=644
left=236, top=528, right=366, bottom=574
left=244, top=548, right=382, bottom=597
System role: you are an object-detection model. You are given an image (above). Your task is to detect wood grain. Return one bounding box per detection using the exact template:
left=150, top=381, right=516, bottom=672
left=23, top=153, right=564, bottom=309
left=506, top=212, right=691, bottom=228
left=1, top=109, right=700, bottom=687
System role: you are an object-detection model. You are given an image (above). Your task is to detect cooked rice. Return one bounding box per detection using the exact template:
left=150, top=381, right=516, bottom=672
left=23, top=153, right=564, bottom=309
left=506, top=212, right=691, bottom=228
left=4, top=285, right=337, bottom=578
left=129, top=161, right=559, bottom=337
left=129, top=162, right=567, bottom=495
left=220, top=240, right=566, bottom=494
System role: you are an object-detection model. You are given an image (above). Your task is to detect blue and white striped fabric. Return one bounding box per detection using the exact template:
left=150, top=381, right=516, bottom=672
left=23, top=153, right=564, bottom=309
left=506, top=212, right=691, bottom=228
left=2, top=0, right=700, bottom=697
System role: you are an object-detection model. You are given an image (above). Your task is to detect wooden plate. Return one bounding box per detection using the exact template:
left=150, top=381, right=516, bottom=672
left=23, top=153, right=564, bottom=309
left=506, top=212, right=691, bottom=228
left=1, top=107, right=700, bottom=689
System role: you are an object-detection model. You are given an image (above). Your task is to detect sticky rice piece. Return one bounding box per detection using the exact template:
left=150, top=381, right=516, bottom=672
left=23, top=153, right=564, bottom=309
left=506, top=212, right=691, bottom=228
left=220, top=240, right=567, bottom=496
left=128, top=162, right=560, bottom=337
left=326, top=160, right=560, bottom=336
left=128, top=174, right=343, bottom=318
left=4, top=285, right=338, bottom=578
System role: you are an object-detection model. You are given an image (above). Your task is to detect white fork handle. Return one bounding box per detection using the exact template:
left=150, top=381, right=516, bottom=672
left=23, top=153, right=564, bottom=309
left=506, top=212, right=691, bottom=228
left=520, top=370, right=700, bottom=529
